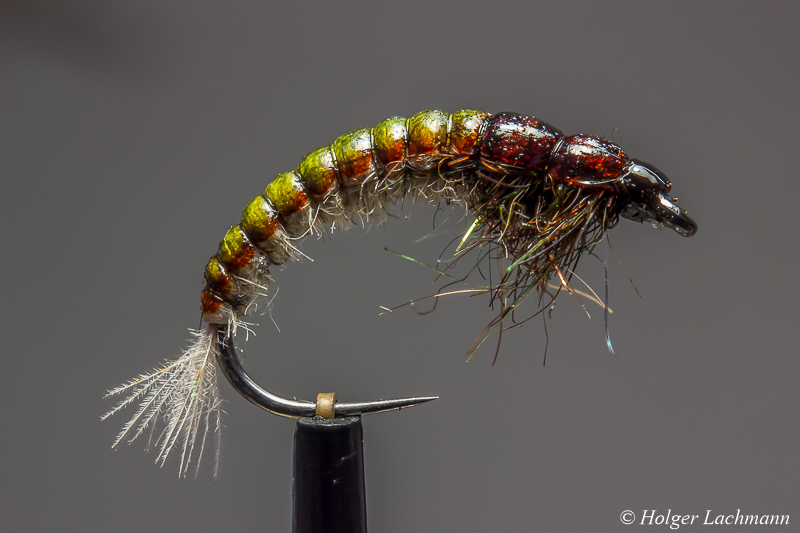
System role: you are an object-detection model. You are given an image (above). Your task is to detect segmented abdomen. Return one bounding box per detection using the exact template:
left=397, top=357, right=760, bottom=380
left=199, top=109, right=631, bottom=324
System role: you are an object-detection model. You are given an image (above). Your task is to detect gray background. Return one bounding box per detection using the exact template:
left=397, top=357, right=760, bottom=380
left=1, top=1, right=798, bottom=531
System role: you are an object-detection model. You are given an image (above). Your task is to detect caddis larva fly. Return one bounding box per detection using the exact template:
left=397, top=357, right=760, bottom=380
left=103, top=109, right=698, bottom=477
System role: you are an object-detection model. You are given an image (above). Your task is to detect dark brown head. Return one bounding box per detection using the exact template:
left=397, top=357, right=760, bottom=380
left=616, top=159, right=697, bottom=237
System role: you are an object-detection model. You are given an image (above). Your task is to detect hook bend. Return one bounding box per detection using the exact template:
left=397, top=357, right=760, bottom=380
left=215, top=328, right=438, bottom=419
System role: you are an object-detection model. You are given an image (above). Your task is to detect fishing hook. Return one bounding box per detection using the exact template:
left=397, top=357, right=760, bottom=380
left=215, top=328, right=438, bottom=419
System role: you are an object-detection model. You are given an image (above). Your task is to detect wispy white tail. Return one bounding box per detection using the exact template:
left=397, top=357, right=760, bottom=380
left=102, top=325, right=223, bottom=478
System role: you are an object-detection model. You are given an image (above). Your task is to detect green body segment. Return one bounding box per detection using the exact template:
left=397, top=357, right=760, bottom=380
left=297, top=147, right=338, bottom=197
left=217, top=225, right=256, bottom=272
left=201, top=109, right=492, bottom=320
left=241, top=195, right=281, bottom=244
left=372, top=116, right=408, bottom=167
left=332, top=128, right=375, bottom=190
left=264, top=171, right=309, bottom=218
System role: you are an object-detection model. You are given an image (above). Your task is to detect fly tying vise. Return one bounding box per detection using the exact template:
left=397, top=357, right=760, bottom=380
left=103, top=109, right=698, bottom=477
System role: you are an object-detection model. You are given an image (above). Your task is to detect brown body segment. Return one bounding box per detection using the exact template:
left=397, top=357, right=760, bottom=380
left=407, top=110, right=448, bottom=158
left=481, top=112, right=563, bottom=172
left=200, top=287, right=225, bottom=317
left=549, top=134, right=629, bottom=185
left=448, top=109, right=490, bottom=156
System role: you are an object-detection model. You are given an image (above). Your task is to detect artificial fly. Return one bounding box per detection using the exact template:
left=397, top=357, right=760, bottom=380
left=103, top=109, right=697, bottom=476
